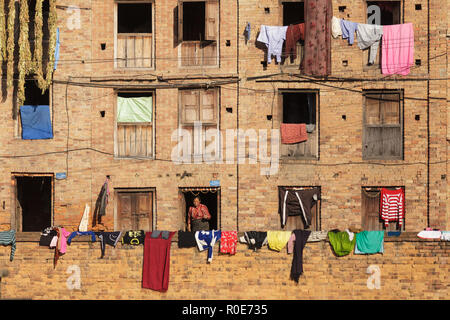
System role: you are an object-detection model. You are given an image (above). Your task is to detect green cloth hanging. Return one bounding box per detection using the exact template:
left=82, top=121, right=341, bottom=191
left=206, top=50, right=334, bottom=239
left=328, top=231, right=356, bottom=257
left=117, top=96, right=152, bottom=123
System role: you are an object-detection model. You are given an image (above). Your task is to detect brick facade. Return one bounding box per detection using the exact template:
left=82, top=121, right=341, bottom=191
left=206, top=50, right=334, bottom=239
left=0, top=0, right=448, bottom=299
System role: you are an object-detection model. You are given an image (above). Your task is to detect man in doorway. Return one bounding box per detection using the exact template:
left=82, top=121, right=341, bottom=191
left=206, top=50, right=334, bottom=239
left=187, top=197, right=211, bottom=232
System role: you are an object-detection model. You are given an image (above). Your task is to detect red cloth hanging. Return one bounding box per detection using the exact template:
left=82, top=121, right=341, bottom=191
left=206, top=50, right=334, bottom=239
left=281, top=123, right=308, bottom=144
left=142, top=231, right=176, bottom=292
left=302, top=0, right=332, bottom=76
left=285, top=23, right=305, bottom=60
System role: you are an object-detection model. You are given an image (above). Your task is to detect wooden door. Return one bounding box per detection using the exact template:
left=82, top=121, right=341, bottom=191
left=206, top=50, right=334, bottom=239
left=117, top=192, right=153, bottom=231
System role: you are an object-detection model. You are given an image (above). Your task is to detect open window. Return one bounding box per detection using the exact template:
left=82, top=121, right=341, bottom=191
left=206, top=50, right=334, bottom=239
left=364, top=1, right=401, bottom=67
left=115, top=189, right=154, bottom=231
left=179, top=187, right=220, bottom=231
left=279, top=90, right=319, bottom=159
left=115, top=91, right=154, bottom=159
left=115, top=1, right=153, bottom=68
left=178, top=0, right=218, bottom=67
left=12, top=174, right=53, bottom=232
left=279, top=186, right=321, bottom=231
left=362, top=186, right=404, bottom=231
left=280, top=0, right=304, bottom=67
left=363, top=90, right=403, bottom=160
left=16, top=79, right=52, bottom=140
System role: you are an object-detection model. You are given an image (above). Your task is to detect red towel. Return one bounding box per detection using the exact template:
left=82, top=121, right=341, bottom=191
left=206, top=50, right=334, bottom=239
left=281, top=123, right=308, bottom=144
left=285, top=23, right=305, bottom=60
left=142, top=231, right=176, bottom=292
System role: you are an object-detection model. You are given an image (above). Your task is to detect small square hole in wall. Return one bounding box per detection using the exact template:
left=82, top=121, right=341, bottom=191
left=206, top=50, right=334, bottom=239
left=100, top=111, right=106, bottom=117
left=415, top=114, right=420, bottom=121
left=226, top=107, right=233, bottom=113
left=342, top=115, right=347, bottom=120
left=415, top=59, right=421, bottom=66
left=342, top=60, right=348, bottom=66
left=264, top=7, right=270, bottom=13
left=339, top=6, right=346, bottom=12
left=101, top=43, right=106, bottom=50
left=415, top=4, right=422, bottom=10
left=267, top=115, right=272, bottom=121
left=226, top=40, right=231, bottom=47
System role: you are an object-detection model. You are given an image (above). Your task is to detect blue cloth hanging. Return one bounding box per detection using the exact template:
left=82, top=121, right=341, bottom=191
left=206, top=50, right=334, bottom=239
left=20, top=105, right=53, bottom=140
left=54, top=28, right=60, bottom=70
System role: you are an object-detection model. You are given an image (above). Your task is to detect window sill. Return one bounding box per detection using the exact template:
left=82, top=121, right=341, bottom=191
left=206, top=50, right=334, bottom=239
left=114, top=156, right=154, bottom=160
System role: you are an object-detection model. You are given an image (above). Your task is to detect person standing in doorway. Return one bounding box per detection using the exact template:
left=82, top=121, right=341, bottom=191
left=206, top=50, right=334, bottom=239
left=187, top=197, right=211, bottom=232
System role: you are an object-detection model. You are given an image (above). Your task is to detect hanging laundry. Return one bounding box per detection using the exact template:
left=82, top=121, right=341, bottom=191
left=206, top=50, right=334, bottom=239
left=53, top=227, right=71, bottom=268
left=151, top=230, right=171, bottom=239
left=0, top=230, right=16, bottom=261
left=95, top=179, right=110, bottom=219
left=54, top=28, right=60, bottom=70
left=122, top=230, right=145, bottom=245
left=280, top=123, right=308, bottom=144
left=331, top=16, right=342, bottom=38
left=387, top=231, right=401, bottom=237
left=220, top=231, right=238, bottom=255
left=78, top=204, right=90, bottom=232
left=302, top=0, right=332, bottom=76
left=357, top=24, right=383, bottom=65
left=327, top=230, right=356, bottom=256
left=244, top=22, right=251, bottom=42
left=340, top=19, right=358, bottom=45
left=306, top=94, right=316, bottom=133
left=239, top=231, right=268, bottom=251
left=142, top=231, right=176, bottom=292
left=440, top=231, right=450, bottom=241
left=67, top=231, right=97, bottom=245
left=381, top=23, right=414, bottom=75
left=417, top=229, right=442, bottom=240
left=195, top=230, right=221, bottom=263
left=285, top=23, right=305, bottom=61
left=257, top=25, right=288, bottom=64
left=177, top=230, right=197, bottom=248
left=20, top=105, right=53, bottom=140
left=267, top=231, right=292, bottom=252
left=288, top=230, right=311, bottom=283
left=307, top=230, right=328, bottom=242
left=96, top=231, right=123, bottom=258
left=278, top=187, right=320, bottom=229
left=39, top=227, right=57, bottom=247
left=354, top=231, right=384, bottom=254
left=380, top=188, right=404, bottom=228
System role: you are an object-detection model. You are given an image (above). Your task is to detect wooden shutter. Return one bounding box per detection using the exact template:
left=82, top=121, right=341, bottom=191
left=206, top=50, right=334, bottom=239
left=200, top=89, right=217, bottom=123
left=178, top=0, right=184, bottom=42
left=181, top=90, right=200, bottom=124
left=117, top=193, right=133, bottom=231
left=135, top=192, right=153, bottom=231
left=205, top=0, right=218, bottom=41
left=362, top=189, right=382, bottom=231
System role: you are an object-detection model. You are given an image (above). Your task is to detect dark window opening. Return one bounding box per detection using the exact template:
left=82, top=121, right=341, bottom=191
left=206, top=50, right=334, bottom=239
left=16, top=176, right=52, bottom=232
left=181, top=188, right=219, bottom=231
left=182, top=1, right=205, bottom=41
left=23, top=79, right=49, bottom=106
left=367, top=1, right=401, bottom=25
left=282, top=2, right=304, bottom=26
left=282, top=92, right=316, bottom=125
left=118, top=91, right=153, bottom=98
left=118, top=3, right=152, bottom=33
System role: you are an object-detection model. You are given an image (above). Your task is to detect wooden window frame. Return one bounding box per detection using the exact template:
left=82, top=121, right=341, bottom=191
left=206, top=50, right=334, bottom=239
left=114, top=187, right=156, bottom=232
left=362, top=89, right=404, bottom=160
left=361, top=186, right=405, bottom=231
left=278, top=89, right=320, bottom=160
left=114, top=90, right=155, bottom=159
left=11, top=173, right=54, bottom=232
left=279, top=186, right=321, bottom=231
left=177, top=0, right=219, bottom=68
left=114, top=0, right=155, bottom=70
left=179, top=87, right=219, bottom=126
left=363, top=0, right=402, bottom=70
left=179, top=186, right=221, bottom=231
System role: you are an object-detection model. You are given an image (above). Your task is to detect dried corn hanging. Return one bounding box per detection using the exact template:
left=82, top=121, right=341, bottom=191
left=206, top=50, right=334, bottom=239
left=6, top=0, right=15, bottom=88
left=17, top=0, right=32, bottom=107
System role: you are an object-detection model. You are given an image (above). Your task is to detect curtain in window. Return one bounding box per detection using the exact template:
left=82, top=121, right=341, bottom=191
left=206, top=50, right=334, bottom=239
left=117, top=96, right=152, bottom=122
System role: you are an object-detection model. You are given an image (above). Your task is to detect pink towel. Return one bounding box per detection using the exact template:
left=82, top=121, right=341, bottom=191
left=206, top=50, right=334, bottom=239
left=281, top=123, right=308, bottom=144
left=381, top=23, right=414, bottom=75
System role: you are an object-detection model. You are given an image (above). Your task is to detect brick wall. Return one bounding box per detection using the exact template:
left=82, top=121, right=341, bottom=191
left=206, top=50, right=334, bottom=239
left=0, top=235, right=448, bottom=300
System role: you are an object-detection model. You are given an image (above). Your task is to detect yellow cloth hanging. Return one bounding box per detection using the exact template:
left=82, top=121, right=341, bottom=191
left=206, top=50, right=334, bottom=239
left=267, top=231, right=292, bottom=252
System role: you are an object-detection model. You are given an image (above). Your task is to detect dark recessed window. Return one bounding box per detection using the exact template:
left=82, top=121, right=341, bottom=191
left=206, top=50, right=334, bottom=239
left=118, top=3, right=152, bottom=33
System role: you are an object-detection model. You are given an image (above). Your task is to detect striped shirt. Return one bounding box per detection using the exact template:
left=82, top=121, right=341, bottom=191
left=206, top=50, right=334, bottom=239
left=381, top=188, right=404, bottom=227
left=0, top=230, right=16, bottom=261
